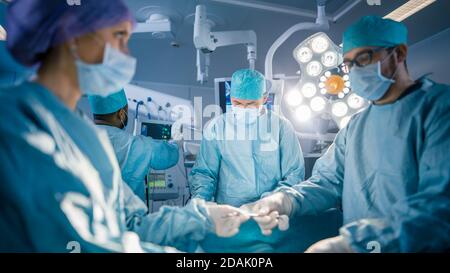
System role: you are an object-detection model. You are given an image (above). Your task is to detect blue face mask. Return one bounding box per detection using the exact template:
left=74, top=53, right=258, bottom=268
left=73, top=43, right=137, bottom=97
left=349, top=51, right=398, bottom=101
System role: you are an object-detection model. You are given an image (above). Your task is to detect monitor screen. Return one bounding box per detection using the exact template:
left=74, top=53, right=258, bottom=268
left=141, top=122, right=172, bottom=140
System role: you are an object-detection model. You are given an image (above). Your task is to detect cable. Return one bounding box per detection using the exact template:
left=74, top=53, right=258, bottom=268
left=132, top=100, right=144, bottom=136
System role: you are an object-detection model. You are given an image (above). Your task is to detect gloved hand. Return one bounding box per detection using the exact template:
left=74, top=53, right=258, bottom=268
left=240, top=192, right=293, bottom=236
left=305, top=236, right=354, bottom=253
left=204, top=203, right=250, bottom=238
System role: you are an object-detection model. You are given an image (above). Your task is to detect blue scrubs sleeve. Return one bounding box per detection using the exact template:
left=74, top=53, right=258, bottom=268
left=188, top=124, right=221, bottom=201
left=340, top=95, right=450, bottom=252
left=277, top=126, right=346, bottom=216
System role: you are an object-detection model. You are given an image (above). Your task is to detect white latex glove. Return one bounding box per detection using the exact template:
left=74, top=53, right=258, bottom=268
left=305, top=236, right=354, bottom=253
left=204, top=203, right=250, bottom=238
left=240, top=192, right=292, bottom=236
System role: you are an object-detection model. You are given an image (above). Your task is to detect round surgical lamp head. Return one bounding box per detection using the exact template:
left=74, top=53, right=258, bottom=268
left=306, top=61, right=322, bottom=77
left=287, top=32, right=368, bottom=131
left=310, top=97, right=326, bottom=112
left=301, top=83, right=317, bottom=98
left=332, top=102, right=348, bottom=117
left=311, top=36, right=329, bottom=53
left=321, top=51, right=338, bottom=67
left=285, top=89, right=303, bottom=106
left=296, top=47, right=313, bottom=63
left=295, top=105, right=312, bottom=122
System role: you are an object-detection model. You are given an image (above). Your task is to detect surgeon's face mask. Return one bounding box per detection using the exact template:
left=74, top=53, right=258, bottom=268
left=349, top=49, right=399, bottom=101
left=231, top=105, right=262, bottom=125
left=71, top=39, right=137, bottom=97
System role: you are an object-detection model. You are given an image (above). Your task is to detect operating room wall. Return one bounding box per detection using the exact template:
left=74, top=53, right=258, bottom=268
left=408, top=27, right=450, bottom=84
left=129, top=80, right=215, bottom=127
left=130, top=80, right=215, bottom=107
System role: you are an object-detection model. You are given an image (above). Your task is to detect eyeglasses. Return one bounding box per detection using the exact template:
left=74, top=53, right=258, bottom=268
left=343, top=47, right=395, bottom=70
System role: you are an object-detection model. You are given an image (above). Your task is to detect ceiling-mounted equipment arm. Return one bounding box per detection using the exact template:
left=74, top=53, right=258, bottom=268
left=193, top=5, right=257, bottom=83
left=265, top=2, right=329, bottom=80
left=211, top=30, right=257, bottom=70
left=196, top=49, right=210, bottom=84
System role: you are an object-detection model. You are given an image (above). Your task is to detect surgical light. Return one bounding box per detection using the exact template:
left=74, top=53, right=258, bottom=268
left=324, top=75, right=345, bottom=95
left=295, top=105, right=312, bottom=122
left=311, top=36, right=329, bottom=53
left=301, top=83, right=317, bottom=98
left=310, top=97, right=326, bottom=112
left=289, top=32, right=368, bottom=131
left=347, top=93, right=365, bottom=109
left=285, top=89, right=303, bottom=106
left=322, top=51, right=338, bottom=67
left=306, top=61, right=322, bottom=77
left=297, top=47, right=313, bottom=63
left=332, top=102, right=348, bottom=117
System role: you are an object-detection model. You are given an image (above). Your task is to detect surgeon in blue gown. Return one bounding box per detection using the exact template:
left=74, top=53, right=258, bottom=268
left=0, top=0, right=248, bottom=252
left=87, top=90, right=179, bottom=201
left=189, top=69, right=306, bottom=252
left=243, top=16, right=450, bottom=253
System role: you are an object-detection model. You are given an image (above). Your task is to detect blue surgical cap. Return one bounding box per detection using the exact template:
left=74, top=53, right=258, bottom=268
left=88, top=89, right=128, bottom=115
left=6, top=0, right=135, bottom=66
left=230, top=69, right=266, bottom=100
left=343, top=15, right=408, bottom=54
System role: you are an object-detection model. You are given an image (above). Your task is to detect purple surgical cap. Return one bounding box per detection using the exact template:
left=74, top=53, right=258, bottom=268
left=6, top=0, right=135, bottom=67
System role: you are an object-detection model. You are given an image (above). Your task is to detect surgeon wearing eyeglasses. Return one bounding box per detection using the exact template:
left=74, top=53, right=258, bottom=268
left=242, top=15, right=450, bottom=253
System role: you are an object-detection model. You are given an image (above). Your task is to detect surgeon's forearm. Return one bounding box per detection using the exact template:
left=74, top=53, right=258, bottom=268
left=190, top=189, right=214, bottom=201
left=188, top=173, right=217, bottom=201
left=129, top=199, right=214, bottom=252
left=274, top=178, right=340, bottom=217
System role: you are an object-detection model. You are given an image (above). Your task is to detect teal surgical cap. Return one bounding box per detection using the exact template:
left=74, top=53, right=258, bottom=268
left=230, top=69, right=266, bottom=100
left=343, top=15, right=408, bottom=54
left=88, top=89, right=128, bottom=115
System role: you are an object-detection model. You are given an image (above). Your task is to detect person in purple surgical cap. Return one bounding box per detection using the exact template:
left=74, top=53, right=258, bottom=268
left=0, top=0, right=248, bottom=253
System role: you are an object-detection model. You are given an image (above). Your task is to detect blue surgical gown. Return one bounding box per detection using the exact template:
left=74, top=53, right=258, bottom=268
left=189, top=110, right=305, bottom=207
left=189, top=110, right=305, bottom=252
left=279, top=78, right=450, bottom=252
left=97, top=125, right=179, bottom=200
left=0, top=81, right=212, bottom=252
